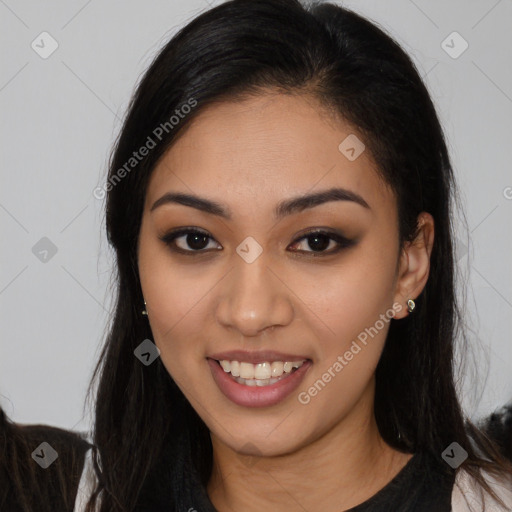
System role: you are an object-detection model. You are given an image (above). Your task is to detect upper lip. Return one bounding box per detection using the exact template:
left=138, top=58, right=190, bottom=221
left=208, top=350, right=311, bottom=364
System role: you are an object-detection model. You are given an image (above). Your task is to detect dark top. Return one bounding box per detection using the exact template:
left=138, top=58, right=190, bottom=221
left=346, top=451, right=455, bottom=511
left=134, top=448, right=456, bottom=511
left=120, top=405, right=512, bottom=510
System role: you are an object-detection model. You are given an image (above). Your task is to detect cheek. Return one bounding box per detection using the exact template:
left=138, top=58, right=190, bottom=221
left=138, top=233, right=209, bottom=371
left=298, top=245, right=397, bottom=354
left=143, top=273, right=211, bottom=366
left=291, top=243, right=398, bottom=418
left=294, top=268, right=396, bottom=428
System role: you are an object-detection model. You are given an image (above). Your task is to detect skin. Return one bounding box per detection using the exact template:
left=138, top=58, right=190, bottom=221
left=137, top=91, right=434, bottom=511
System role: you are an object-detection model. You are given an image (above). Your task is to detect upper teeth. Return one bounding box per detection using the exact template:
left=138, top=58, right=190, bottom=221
left=218, top=360, right=306, bottom=379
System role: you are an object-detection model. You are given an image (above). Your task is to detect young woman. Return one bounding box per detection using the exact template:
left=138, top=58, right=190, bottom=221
left=75, top=0, right=512, bottom=510
left=0, top=406, right=90, bottom=511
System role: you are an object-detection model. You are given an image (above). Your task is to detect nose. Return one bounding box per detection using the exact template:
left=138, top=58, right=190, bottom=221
left=215, top=254, right=294, bottom=337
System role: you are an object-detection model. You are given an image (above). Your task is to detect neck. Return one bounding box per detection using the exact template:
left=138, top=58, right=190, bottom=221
left=206, top=379, right=413, bottom=512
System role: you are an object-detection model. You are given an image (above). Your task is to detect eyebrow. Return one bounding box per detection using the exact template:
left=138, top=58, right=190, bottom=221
left=150, top=186, right=370, bottom=220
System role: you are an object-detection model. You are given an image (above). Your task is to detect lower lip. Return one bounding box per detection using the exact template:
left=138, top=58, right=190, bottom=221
left=207, top=358, right=312, bottom=408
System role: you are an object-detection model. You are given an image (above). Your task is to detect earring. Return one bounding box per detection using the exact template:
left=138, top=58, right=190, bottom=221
left=142, top=300, right=148, bottom=316
left=406, top=299, right=415, bottom=313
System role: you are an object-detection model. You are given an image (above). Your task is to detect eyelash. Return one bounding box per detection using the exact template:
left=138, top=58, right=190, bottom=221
left=158, top=227, right=356, bottom=257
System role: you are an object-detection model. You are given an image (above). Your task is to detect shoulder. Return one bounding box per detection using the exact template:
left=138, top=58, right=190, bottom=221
left=0, top=420, right=92, bottom=512
left=451, top=467, right=512, bottom=512
left=21, top=423, right=92, bottom=488
left=19, top=423, right=91, bottom=455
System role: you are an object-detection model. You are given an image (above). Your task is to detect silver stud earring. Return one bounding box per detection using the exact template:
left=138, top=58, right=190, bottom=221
left=142, top=300, right=148, bottom=316
left=406, top=299, right=415, bottom=313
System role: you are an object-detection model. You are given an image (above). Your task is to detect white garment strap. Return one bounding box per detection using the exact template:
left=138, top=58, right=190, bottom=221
left=451, top=467, right=512, bottom=511
left=73, top=447, right=99, bottom=512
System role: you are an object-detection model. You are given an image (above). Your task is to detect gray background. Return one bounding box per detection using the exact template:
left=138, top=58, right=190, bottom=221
left=1, top=0, right=511, bottom=434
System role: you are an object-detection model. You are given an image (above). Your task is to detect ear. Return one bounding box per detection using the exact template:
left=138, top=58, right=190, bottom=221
left=392, top=212, right=435, bottom=319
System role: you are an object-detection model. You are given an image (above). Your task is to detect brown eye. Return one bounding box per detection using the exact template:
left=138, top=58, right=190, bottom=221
left=288, top=230, right=356, bottom=256
left=159, top=228, right=220, bottom=254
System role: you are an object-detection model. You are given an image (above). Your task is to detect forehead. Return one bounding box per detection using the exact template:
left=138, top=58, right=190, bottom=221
left=145, top=93, right=394, bottom=217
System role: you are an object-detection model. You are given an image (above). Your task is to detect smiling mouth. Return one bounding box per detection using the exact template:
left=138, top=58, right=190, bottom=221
left=212, top=358, right=308, bottom=387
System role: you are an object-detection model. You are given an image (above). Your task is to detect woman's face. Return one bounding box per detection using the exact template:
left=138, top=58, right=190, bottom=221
left=137, top=92, right=417, bottom=456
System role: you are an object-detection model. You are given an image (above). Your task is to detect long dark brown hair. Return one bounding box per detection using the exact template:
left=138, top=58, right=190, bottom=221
left=84, top=0, right=512, bottom=510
